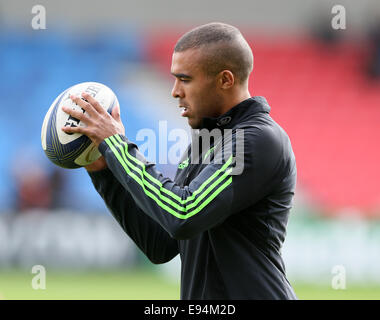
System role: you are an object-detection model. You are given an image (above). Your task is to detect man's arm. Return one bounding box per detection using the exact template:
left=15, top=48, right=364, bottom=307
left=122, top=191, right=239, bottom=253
left=88, top=163, right=179, bottom=264
left=60, top=93, right=293, bottom=241
left=61, top=96, right=178, bottom=263
left=98, top=127, right=288, bottom=240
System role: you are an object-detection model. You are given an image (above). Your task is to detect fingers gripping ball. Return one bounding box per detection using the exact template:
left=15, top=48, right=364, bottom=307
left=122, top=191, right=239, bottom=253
left=41, top=82, right=119, bottom=169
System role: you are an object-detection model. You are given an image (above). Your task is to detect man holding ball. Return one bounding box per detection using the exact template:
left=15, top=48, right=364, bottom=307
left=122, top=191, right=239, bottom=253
left=62, top=22, right=297, bottom=300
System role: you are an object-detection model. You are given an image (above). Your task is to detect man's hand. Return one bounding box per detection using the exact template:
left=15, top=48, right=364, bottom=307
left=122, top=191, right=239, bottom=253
left=61, top=92, right=125, bottom=146
left=61, top=92, right=125, bottom=172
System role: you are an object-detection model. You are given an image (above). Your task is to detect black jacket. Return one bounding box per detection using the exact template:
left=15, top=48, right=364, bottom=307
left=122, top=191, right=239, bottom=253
left=89, top=96, right=297, bottom=299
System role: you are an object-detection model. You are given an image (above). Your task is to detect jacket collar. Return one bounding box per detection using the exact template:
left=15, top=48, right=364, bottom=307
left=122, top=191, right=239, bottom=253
left=200, top=96, right=271, bottom=130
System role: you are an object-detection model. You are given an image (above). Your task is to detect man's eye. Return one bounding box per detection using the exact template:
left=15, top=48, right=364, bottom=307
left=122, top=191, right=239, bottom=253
left=180, top=78, right=190, bottom=82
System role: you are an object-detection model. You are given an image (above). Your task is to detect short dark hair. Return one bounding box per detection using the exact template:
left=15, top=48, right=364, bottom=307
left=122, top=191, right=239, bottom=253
left=174, top=22, right=254, bottom=83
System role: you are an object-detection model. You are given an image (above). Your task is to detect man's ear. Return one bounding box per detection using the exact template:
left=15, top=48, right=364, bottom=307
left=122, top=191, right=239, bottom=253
left=219, top=70, right=235, bottom=89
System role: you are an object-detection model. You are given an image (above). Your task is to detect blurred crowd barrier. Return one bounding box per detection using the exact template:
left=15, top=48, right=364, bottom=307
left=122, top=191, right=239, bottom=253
left=1, top=210, right=380, bottom=285
left=0, top=210, right=137, bottom=269
left=283, top=215, right=380, bottom=285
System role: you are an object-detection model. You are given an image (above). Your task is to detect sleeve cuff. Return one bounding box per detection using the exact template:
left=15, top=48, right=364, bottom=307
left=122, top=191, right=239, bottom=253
left=98, top=134, right=129, bottom=155
left=98, top=139, right=110, bottom=155
left=87, top=167, right=114, bottom=180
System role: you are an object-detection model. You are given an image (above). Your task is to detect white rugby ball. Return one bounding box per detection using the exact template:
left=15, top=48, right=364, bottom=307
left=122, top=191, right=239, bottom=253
left=41, top=82, right=118, bottom=169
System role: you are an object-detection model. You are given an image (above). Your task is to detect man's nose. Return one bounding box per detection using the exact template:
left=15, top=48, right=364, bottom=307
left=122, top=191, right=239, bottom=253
left=171, top=80, right=183, bottom=98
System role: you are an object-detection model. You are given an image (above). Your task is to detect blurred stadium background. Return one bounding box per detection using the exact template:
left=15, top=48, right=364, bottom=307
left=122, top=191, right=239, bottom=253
left=0, top=0, right=380, bottom=299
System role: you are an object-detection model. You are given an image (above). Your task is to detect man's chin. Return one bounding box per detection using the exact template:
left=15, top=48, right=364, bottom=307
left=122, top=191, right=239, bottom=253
left=188, top=118, right=202, bottom=129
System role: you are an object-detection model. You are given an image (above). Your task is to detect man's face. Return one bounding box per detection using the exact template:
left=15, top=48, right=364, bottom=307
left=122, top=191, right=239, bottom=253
left=171, top=48, right=222, bottom=129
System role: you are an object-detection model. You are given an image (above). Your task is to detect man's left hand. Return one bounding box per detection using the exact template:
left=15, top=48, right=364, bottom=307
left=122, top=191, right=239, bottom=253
left=61, top=92, right=125, bottom=147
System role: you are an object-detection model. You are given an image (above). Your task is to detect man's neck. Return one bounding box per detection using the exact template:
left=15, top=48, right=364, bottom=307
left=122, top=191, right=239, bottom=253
left=219, top=90, right=251, bottom=116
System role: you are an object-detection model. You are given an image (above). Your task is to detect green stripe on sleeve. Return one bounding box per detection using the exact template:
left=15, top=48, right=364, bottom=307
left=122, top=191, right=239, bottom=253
left=113, top=134, right=232, bottom=204
left=105, top=135, right=233, bottom=219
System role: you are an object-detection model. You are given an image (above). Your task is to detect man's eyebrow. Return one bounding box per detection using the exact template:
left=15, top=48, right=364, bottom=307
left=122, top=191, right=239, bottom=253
left=171, top=73, right=192, bottom=79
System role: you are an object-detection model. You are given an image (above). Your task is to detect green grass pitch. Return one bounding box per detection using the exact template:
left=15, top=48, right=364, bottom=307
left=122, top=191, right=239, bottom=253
left=0, top=269, right=379, bottom=300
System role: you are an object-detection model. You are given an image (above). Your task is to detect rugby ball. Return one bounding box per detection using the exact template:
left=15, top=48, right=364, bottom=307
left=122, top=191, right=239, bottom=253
left=41, top=82, right=118, bottom=169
